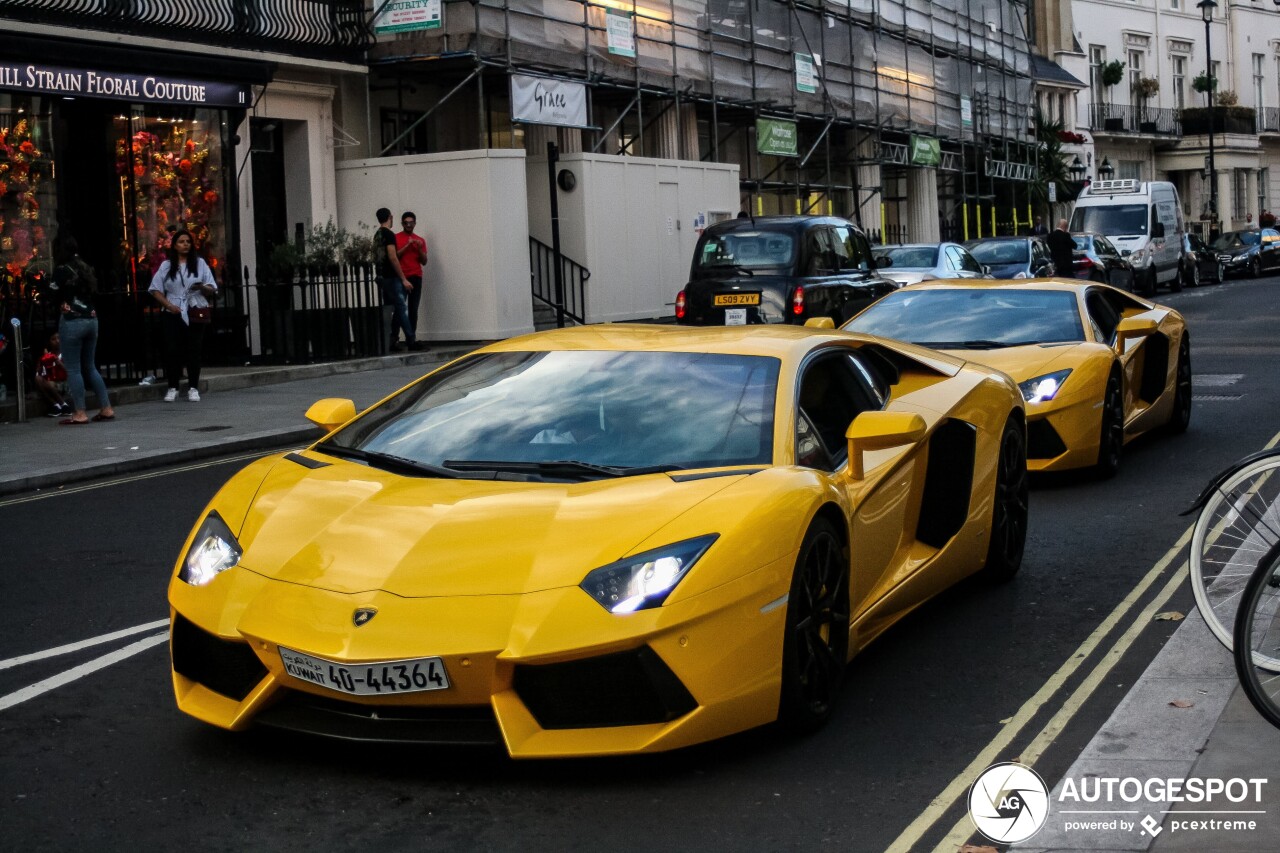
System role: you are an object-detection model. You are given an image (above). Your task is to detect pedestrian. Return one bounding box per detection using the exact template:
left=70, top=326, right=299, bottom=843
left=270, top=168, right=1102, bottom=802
left=375, top=207, right=415, bottom=352
left=45, top=237, right=115, bottom=425
left=1046, top=218, right=1076, bottom=278
left=1245, top=213, right=1259, bottom=231
left=395, top=210, right=429, bottom=351
left=34, top=331, right=71, bottom=417
left=148, top=228, right=218, bottom=402
left=1029, top=216, right=1048, bottom=236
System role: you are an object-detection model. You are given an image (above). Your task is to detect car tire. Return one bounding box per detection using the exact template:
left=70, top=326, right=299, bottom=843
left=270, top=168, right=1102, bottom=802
left=1250, top=257, right=1261, bottom=279
left=1168, top=335, right=1192, bottom=435
left=779, top=517, right=850, bottom=733
left=979, top=417, right=1029, bottom=584
left=1184, top=263, right=1200, bottom=289
left=1095, top=370, right=1124, bottom=480
left=1168, top=267, right=1183, bottom=293
left=1138, top=269, right=1157, bottom=296
left=1215, top=261, right=1225, bottom=283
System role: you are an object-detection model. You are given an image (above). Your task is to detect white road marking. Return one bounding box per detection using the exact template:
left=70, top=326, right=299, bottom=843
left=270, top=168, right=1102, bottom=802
left=0, top=619, right=170, bottom=671
left=0, top=632, right=168, bottom=713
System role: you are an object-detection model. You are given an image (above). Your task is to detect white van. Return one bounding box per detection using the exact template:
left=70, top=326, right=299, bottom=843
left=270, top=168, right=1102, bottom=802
left=1069, top=180, right=1185, bottom=295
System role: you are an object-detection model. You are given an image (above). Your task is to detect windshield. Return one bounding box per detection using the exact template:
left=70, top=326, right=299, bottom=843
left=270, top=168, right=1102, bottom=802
left=695, top=230, right=795, bottom=270
left=845, top=288, right=1085, bottom=347
left=1071, top=236, right=1091, bottom=250
left=967, top=240, right=1029, bottom=265
left=877, top=246, right=939, bottom=269
left=1069, top=204, right=1148, bottom=236
left=1211, top=231, right=1259, bottom=250
left=324, top=351, right=780, bottom=475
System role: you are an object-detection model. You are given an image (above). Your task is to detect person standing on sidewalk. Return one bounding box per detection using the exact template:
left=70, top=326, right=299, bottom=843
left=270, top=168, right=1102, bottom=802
left=46, top=237, right=115, bottom=425
left=395, top=211, right=428, bottom=351
left=375, top=207, right=415, bottom=352
left=149, top=229, right=218, bottom=402
left=1047, top=218, right=1076, bottom=278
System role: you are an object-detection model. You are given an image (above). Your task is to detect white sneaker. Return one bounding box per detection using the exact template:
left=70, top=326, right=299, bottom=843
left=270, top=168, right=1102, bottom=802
left=188, top=388, right=201, bottom=402
left=164, top=388, right=178, bottom=402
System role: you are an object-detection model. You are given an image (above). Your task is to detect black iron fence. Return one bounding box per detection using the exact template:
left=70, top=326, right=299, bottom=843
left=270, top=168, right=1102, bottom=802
left=529, top=237, right=588, bottom=326
left=0, top=264, right=388, bottom=395
left=0, top=0, right=370, bottom=62
left=1088, top=103, right=1182, bottom=136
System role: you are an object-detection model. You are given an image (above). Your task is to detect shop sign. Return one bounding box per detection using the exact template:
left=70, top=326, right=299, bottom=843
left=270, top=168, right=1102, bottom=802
left=511, top=74, right=588, bottom=128
left=373, top=0, right=443, bottom=33
left=794, top=53, right=818, bottom=94
left=909, top=134, right=941, bottom=167
left=0, top=63, right=249, bottom=107
left=606, top=9, right=636, bottom=58
left=756, top=118, right=798, bottom=157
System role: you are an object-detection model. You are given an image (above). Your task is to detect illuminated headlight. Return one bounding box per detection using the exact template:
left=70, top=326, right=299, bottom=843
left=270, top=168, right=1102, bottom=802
left=1018, top=369, right=1073, bottom=403
left=179, top=511, right=243, bottom=586
left=580, top=535, right=718, bottom=614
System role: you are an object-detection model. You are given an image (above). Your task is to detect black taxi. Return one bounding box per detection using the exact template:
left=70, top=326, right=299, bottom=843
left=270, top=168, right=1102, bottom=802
left=675, top=215, right=898, bottom=326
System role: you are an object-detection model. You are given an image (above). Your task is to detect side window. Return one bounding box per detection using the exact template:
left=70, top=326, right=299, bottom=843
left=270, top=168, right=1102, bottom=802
left=832, top=225, right=871, bottom=271
left=956, top=247, right=984, bottom=273
left=943, top=246, right=963, bottom=271
left=1085, top=290, right=1121, bottom=343
left=805, top=229, right=834, bottom=276
left=795, top=350, right=885, bottom=469
left=828, top=226, right=852, bottom=271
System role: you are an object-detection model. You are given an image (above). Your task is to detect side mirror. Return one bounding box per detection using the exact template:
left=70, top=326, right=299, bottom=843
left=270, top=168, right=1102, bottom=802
left=306, top=398, right=357, bottom=432
left=846, top=411, right=927, bottom=480
left=874, top=255, right=893, bottom=269
left=804, top=317, right=836, bottom=329
left=1152, top=222, right=1166, bottom=239
left=981, top=264, right=992, bottom=276
left=1115, top=317, right=1158, bottom=349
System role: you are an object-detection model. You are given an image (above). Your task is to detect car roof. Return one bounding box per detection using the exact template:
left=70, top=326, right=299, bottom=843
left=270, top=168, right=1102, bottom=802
left=888, top=278, right=1132, bottom=296
left=965, top=236, right=1034, bottom=243
left=880, top=243, right=946, bottom=250
left=704, top=215, right=856, bottom=235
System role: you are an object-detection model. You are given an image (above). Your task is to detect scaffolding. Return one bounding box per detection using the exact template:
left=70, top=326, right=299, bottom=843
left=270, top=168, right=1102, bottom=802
left=365, top=0, right=1037, bottom=240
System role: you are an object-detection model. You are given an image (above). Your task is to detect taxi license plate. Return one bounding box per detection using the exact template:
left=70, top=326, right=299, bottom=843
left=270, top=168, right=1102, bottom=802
left=724, top=308, right=747, bottom=326
left=279, top=646, right=449, bottom=696
left=713, top=293, right=761, bottom=306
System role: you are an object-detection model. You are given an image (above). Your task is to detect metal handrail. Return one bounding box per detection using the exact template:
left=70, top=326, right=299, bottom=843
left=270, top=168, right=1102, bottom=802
left=529, top=238, right=588, bottom=327
left=1087, top=103, right=1182, bottom=136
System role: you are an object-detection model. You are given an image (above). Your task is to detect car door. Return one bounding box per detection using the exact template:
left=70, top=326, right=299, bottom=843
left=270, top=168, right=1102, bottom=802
left=1262, top=230, right=1280, bottom=270
left=1088, top=287, right=1154, bottom=423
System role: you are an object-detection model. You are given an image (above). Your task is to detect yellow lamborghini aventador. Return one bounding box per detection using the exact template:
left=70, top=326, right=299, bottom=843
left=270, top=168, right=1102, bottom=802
left=844, top=280, right=1190, bottom=477
left=168, top=324, right=1027, bottom=757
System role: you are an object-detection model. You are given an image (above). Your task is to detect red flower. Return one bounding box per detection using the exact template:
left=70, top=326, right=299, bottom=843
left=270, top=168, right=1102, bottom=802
left=185, top=140, right=196, bottom=152
left=0, top=182, right=7, bottom=195
left=203, top=190, right=218, bottom=204
left=133, top=164, right=146, bottom=177
left=19, top=140, right=35, bottom=154
left=178, top=159, right=192, bottom=173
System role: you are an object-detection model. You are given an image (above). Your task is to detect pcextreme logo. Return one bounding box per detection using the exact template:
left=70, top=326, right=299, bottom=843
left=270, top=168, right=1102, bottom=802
left=968, top=762, right=1051, bottom=844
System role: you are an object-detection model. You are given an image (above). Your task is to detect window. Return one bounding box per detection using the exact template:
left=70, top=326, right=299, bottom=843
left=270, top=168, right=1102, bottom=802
left=1253, top=54, right=1265, bottom=109
left=830, top=225, right=872, bottom=271
left=1090, top=45, right=1106, bottom=106
left=1261, top=168, right=1269, bottom=215
left=1234, top=170, right=1247, bottom=220
left=1172, top=56, right=1186, bottom=110
left=795, top=351, right=886, bottom=469
left=1169, top=0, right=1180, bottom=8
left=1118, top=160, right=1144, bottom=181
left=1129, top=49, right=1144, bottom=102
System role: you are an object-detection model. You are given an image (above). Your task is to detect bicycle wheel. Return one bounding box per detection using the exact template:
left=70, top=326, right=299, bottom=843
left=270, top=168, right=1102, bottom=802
left=1189, top=455, right=1280, bottom=653
left=1233, top=541, right=1280, bottom=729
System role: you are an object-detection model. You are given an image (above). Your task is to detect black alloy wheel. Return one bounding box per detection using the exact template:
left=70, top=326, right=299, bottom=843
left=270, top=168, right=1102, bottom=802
left=1215, top=261, right=1225, bottom=283
left=1168, top=336, right=1192, bottom=434
left=1251, top=257, right=1262, bottom=279
left=980, top=418, right=1030, bottom=583
left=1185, top=262, right=1200, bottom=289
left=1095, top=371, right=1124, bottom=479
left=779, top=518, right=850, bottom=732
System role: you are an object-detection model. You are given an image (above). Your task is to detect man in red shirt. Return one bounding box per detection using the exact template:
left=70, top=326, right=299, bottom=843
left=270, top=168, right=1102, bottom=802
left=35, top=331, right=71, bottom=417
left=396, top=211, right=428, bottom=351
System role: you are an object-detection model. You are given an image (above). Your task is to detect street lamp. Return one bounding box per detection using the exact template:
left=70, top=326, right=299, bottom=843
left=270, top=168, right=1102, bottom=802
left=1099, top=157, right=1115, bottom=180
left=1069, top=156, right=1087, bottom=182
left=1198, top=0, right=1218, bottom=228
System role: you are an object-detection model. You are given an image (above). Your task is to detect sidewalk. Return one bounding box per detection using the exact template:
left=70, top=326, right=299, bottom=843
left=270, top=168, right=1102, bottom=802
left=0, top=346, right=477, bottom=497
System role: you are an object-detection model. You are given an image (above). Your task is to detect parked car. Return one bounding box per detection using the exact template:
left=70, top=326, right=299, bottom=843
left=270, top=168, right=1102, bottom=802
left=1212, top=228, right=1280, bottom=278
left=964, top=236, right=1054, bottom=279
left=1181, top=232, right=1224, bottom=287
left=1071, top=233, right=1136, bottom=290
left=675, top=215, right=898, bottom=326
left=1069, top=179, right=1186, bottom=295
left=871, top=242, right=987, bottom=285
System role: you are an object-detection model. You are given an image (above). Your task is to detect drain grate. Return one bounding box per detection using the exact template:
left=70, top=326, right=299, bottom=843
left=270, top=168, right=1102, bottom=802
left=1194, top=374, right=1244, bottom=387
left=189, top=425, right=234, bottom=432
left=1192, top=395, right=1243, bottom=402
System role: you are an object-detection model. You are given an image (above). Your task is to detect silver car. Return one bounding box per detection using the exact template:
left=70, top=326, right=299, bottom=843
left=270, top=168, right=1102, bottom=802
left=872, top=242, right=988, bottom=285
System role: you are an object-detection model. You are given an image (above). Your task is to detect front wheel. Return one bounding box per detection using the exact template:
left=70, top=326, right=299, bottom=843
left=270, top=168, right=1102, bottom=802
left=979, top=417, right=1029, bottom=583
left=1095, top=371, right=1124, bottom=479
left=1168, top=267, right=1183, bottom=293
left=1137, top=269, right=1157, bottom=296
left=1183, top=262, right=1200, bottom=289
left=1214, top=261, right=1225, bottom=283
left=1251, top=257, right=1262, bottom=279
left=779, top=518, right=850, bottom=732
left=1167, top=335, right=1192, bottom=434
left=1232, top=542, right=1280, bottom=729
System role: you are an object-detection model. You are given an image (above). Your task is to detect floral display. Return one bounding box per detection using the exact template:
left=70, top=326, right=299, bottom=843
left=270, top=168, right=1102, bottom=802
left=0, top=118, right=50, bottom=283
left=116, top=117, right=223, bottom=284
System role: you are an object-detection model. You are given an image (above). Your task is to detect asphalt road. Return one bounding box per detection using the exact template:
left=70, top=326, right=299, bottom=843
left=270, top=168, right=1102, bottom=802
left=2, top=272, right=1278, bottom=853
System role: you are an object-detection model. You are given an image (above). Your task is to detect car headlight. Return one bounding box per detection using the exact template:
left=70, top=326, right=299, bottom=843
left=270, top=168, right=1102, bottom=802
left=1129, top=247, right=1147, bottom=263
left=179, top=511, right=243, bottom=586
left=580, top=534, right=718, bottom=614
left=1018, top=369, right=1073, bottom=403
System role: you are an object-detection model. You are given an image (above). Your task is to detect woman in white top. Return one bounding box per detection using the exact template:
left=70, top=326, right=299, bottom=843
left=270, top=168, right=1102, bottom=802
left=148, top=229, right=218, bottom=402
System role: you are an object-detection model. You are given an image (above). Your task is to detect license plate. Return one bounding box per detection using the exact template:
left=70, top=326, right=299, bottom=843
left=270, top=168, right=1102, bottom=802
left=714, top=293, right=761, bottom=306
left=279, top=646, right=449, bottom=696
left=724, top=308, right=747, bottom=325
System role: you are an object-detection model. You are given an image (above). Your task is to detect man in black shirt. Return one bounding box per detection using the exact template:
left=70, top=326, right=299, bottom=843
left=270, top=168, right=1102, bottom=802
left=375, top=207, right=415, bottom=351
left=1046, top=218, right=1076, bottom=278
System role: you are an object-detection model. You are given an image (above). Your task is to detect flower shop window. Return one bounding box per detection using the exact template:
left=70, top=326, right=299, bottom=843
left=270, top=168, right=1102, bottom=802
left=0, top=94, right=56, bottom=295
left=116, top=105, right=232, bottom=292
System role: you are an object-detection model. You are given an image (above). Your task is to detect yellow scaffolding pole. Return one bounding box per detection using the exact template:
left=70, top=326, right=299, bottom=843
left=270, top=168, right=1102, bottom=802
left=963, top=203, right=970, bottom=240
left=990, top=206, right=996, bottom=237
left=1013, top=208, right=1020, bottom=236
left=977, top=204, right=983, bottom=239
left=880, top=203, right=887, bottom=241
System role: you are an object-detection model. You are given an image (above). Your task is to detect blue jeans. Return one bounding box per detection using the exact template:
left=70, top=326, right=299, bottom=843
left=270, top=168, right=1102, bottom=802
left=381, top=276, right=414, bottom=344
left=59, top=316, right=111, bottom=413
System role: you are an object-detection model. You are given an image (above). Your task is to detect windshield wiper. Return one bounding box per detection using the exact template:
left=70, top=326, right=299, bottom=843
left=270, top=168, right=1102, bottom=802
left=319, top=444, right=460, bottom=478
left=443, top=459, right=685, bottom=481
left=913, top=340, right=1013, bottom=350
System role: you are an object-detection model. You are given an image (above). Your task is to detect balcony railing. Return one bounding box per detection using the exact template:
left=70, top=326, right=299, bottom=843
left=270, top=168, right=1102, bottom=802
left=1088, top=103, right=1182, bottom=137
left=1178, top=107, right=1257, bottom=136
left=0, top=0, right=371, bottom=63
left=1260, top=107, right=1280, bottom=134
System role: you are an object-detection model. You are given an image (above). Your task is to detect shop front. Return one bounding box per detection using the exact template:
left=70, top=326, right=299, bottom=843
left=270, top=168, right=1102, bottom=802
left=0, top=41, right=269, bottom=390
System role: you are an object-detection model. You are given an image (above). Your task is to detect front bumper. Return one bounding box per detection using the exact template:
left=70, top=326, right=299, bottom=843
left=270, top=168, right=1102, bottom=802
left=168, top=555, right=791, bottom=757
left=1022, top=391, right=1107, bottom=472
